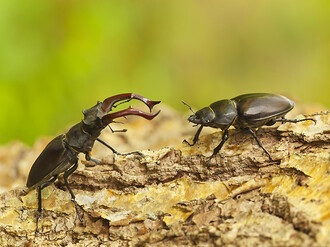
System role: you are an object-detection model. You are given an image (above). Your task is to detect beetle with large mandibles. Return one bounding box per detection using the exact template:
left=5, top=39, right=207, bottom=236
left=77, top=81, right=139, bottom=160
left=183, top=93, right=316, bottom=163
left=26, top=93, right=160, bottom=233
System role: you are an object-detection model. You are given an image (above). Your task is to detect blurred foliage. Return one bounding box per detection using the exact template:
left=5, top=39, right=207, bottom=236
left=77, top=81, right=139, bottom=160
left=0, top=0, right=329, bottom=145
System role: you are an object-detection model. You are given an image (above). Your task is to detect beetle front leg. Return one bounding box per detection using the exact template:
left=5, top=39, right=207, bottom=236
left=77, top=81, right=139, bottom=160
left=36, top=175, right=58, bottom=233
left=85, top=151, right=102, bottom=164
left=246, top=128, right=273, bottom=161
left=207, top=129, right=229, bottom=166
left=63, top=160, right=85, bottom=224
left=183, top=125, right=203, bottom=146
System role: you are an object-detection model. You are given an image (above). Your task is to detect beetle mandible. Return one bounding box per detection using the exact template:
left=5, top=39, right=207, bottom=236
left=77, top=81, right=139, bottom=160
left=183, top=93, right=316, bottom=163
left=26, top=93, right=160, bottom=233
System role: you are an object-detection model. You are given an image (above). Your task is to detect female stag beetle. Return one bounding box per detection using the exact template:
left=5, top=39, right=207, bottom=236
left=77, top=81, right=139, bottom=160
left=26, top=93, right=160, bottom=233
left=183, top=93, right=316, bottom=163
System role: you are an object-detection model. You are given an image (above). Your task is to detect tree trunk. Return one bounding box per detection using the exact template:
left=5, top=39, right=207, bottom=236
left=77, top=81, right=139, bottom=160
left=0, top=107, right=329, bottom=247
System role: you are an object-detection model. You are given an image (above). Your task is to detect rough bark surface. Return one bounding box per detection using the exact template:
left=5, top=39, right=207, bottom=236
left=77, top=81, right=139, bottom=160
left=0, top=106, right=329, bottom=247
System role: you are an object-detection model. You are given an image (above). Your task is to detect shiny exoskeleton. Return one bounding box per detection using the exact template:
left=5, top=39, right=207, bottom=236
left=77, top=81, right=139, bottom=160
left=183, top=93, right=316, bottom=163
left=26, top=93, right=160, bottom=233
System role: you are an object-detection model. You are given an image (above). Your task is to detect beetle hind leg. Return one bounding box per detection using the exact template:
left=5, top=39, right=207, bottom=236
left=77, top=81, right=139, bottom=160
left=271, top=117, right=316, bottom=125
left=63, top=161, right=85, bottom=224
left=266, top=117, right=316, bottom=126
left=36, top=174, right=59, bottom=233
left=246, top=128, right=273, bottom=161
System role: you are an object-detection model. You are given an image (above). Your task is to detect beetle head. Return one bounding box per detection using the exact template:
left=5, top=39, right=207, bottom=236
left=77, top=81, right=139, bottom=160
left=186, top=99, right=237, bottom=129
left=82, top=101, right=104, bottom=125
left=82, top=94, right=160, bottom=127
left=188, top=107, right=215, bottom=126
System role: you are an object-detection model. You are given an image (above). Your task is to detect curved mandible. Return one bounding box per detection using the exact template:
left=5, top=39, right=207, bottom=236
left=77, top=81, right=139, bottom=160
left=102, top=107, right=160, bottom=125
left=101, top=93, right=161, bottom=115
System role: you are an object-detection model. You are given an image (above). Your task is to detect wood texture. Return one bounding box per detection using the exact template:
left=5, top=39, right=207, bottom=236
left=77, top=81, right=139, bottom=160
left=0, top=107, right=329, bottom=246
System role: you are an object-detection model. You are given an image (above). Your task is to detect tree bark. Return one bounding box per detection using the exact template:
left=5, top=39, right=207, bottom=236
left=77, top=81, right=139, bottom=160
left=0, top=107, right=329, bottom=247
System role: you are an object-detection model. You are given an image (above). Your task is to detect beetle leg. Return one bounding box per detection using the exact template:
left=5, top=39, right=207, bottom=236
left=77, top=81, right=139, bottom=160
left=36, top=175, right=59, bottom=233
left=85, top=152, right=102, bottom=164
left=63, top=160, right=85, bottom=224
left=207, top=129, right=229, bottom=166
left=271, top=117, right=317, bottom=125
left=96, top=138, right=142, bottom=156
left=246, top=128, right=273, bottom=161
left=183, top=125, right=203, bottom=146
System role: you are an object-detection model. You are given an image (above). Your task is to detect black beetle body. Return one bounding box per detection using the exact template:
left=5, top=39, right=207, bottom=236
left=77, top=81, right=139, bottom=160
left=184, top=93, right=315, bottom=162
left=27, top=93, right=160, bottom=233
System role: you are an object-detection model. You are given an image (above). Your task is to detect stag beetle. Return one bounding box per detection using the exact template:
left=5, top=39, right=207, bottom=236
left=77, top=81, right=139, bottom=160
left=26, top=93, right=160, bottom=233
left=183, top=93, right=316, bottom=163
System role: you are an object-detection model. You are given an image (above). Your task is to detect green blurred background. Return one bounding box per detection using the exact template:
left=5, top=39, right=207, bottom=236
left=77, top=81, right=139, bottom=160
left=0, top=0, right=329, bottom=145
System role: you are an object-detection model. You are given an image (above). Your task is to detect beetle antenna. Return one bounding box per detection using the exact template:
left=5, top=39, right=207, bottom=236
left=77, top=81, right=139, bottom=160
left=111, top=120, right=124, bottom=124
left=182, top=101, right=195, bottom=114
left=108, top=124, right=127, bottom=133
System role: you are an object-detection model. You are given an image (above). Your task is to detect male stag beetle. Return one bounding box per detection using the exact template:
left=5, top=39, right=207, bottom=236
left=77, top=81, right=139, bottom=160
left=183, top=93, right=316, bottom=163
left=26, top=93, right=160, bottom=233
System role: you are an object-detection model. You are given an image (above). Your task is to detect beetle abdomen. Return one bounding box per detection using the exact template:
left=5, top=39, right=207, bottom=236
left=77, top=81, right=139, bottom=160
left=232, top=93, right=294, bottom=123
left=26, top=135, right=77, bottom=188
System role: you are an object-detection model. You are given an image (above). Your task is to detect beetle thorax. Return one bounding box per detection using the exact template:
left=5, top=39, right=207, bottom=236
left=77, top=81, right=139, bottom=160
left=208, top=100, right=237, bottom=129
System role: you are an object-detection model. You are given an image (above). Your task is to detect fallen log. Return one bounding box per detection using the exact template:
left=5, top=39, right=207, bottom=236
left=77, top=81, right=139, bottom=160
left=0, top=106, right=329, bottom=246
